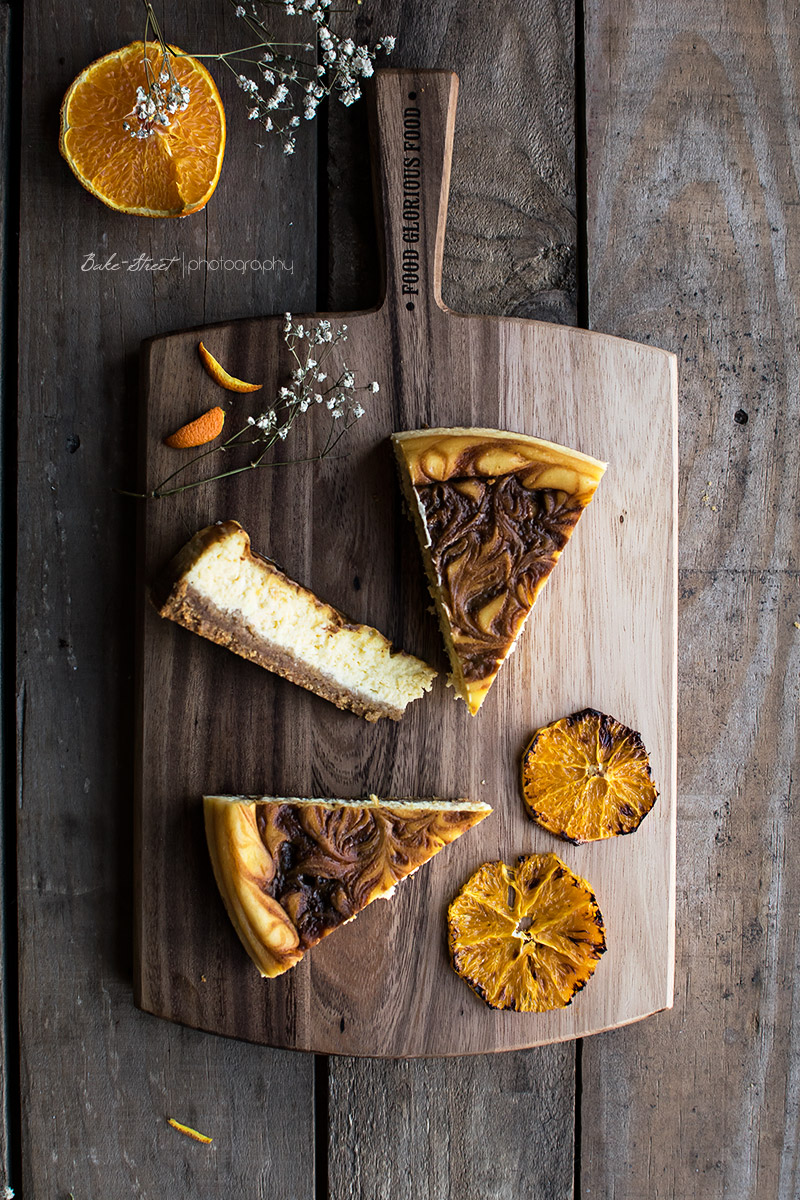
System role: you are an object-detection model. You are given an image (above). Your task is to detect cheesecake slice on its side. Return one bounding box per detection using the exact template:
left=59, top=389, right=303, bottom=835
left=392, top=428, right=606, bottom=715
left=153, top=521, right=436, bottom=721
left=204, top=794, right=493, bottom=978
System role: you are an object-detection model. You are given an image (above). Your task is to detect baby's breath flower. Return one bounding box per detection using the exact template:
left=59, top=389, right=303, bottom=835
left=126, top=50, right=190, bottom=140
left=137, top=311, right=380, bottom=500
left=163, top=0, right=399, bottom=151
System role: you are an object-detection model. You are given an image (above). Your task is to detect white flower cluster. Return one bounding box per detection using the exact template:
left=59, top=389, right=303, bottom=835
left=245, top=314, right=378, bottom=450
left=123, top=66, right=190, bottom=139
left=229, top=0, right=395, bottom=154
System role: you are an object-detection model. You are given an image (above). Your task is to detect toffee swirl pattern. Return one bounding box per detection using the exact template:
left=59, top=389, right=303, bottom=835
left=257, top=802, right=480, bottom=949
left=416, top=473, right=583, bottom=682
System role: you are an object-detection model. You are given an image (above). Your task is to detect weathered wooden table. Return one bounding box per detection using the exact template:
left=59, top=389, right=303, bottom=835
left=9, top=0, right=799, bottom=1196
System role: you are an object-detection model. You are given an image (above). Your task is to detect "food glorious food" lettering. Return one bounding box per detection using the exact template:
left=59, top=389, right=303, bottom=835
left=401, top=106, right=421, bottom=295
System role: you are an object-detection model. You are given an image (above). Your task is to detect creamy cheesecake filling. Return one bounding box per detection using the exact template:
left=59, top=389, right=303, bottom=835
left=180, top=527, right=436, bottom=708
left=205, top=794, right=493, bottom=813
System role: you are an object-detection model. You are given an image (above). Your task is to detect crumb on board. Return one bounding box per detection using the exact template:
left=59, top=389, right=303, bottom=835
left=167, top=1118, right=213, bottom=1145
left=701, top=481, right=720, bottom=512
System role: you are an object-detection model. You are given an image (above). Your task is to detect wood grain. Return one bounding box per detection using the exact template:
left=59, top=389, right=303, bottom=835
left=329, top=1052, right=576, bottom=1199
left=326, top=0, right=578, bottom=324
left=581, top=2, right=800, bottom=1197
left=16, top=4, right=316, bottom=1197
left=137, top=70, right=677, bottom=1056
left=325, top=7, right=582, bottom=1198
left=0, top=5, right=14, bottom=1192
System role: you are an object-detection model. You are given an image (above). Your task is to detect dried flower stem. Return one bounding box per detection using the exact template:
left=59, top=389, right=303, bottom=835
left=135, top=0, right=395, bottom=154
left=121, top=316, right=379, bottom=500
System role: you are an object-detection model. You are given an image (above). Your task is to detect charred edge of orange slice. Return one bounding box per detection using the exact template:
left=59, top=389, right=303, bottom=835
left=198, top=342, right=262, bottom=392
left=165, top=405, right=226, bottom=448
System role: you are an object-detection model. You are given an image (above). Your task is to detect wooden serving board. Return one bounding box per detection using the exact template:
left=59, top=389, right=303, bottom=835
left=135, top=70, right=677, bottom=1057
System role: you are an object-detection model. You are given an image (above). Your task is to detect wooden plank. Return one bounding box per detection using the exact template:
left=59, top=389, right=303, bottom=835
left=326, top=1, right=579, bottom=1194
left=0, top=4, right=14, bottom=1192
left=136, top=68, right=676, bottom=1056
left=581, top=2, right=800, bottom=1197
left=329, top=1052, right=576, bottom=1199
left=16, top=4, right=317, bottom=1196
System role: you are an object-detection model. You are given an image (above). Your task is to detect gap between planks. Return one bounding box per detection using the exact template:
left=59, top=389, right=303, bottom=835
left=1, top=2, right=22, bottom=1195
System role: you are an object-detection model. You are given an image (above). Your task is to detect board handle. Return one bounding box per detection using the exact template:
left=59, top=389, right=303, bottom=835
left=370, top=69, right=459, bottom=315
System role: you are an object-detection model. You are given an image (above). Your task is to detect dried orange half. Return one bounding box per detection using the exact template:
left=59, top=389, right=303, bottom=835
left=521, top=708, right=658, bottom=843
left=448, top=854, right=606, bottom=1012
left=59, top=41, right=226, bottom=217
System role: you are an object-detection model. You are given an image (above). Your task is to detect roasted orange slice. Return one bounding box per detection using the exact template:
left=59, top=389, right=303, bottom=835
left=521, top=708, right=658, bottom=843
left=448, top=854, right=606, bottom=1011
left=59, top=41, right=225, bottom=217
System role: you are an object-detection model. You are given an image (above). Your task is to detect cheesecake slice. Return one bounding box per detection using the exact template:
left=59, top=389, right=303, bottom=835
left=392, top=428, right=606, bottom=714
left=204, top=794, right=492, bottom=977
left=153, top=521, right=436, bottom=721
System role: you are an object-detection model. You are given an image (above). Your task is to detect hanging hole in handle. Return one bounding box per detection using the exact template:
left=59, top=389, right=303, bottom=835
left=406, top=302, right=415, bottom=311
left=408, top=91, right=417, bottom=99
